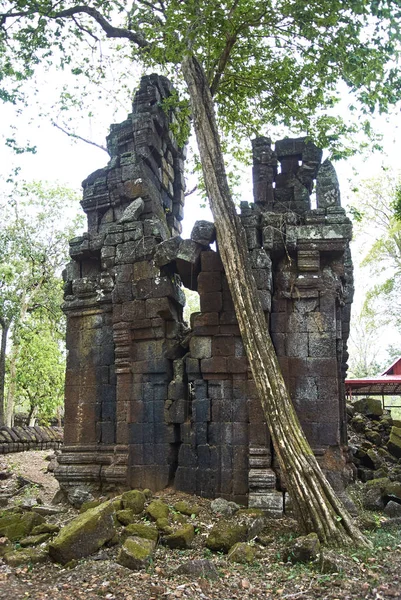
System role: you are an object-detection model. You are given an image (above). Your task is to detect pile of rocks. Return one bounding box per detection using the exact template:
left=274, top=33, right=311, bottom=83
left=348, top=397, right=401, bottom=517
left=0, top=493, right=265, bottom=570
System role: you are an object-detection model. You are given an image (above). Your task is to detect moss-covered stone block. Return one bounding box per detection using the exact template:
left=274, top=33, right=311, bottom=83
left=172, top=512, right=188, bottom=525
left=286, top=533, right=320, bottom=563
left=146, top=500, right=169, bottom=521
left=205, top=521, right=248, bottom=553
left=122, top=490, right=146, bottom=514
left=227, top=542, right=256, bottom=564
left=20, top=533, right=52, bottom=547
left=80, top=499, right=103, bottom=513
left=388, top=427, right=401, bottom=459
left=385, top=481, right=401, bottom=503
left=156, top=517, right=173, bottom=534
left=116, top=509, right=136, bottom=526
left=3, top=547, right=49, bottom=567
left=48, top=500, right=116, bottom=564
left=31, top=523, right=60, bottom=535
left=0, top=511, right=45, bottom=541
left=174, top=501, right=200, bottom=516
left=353, top=397, right=383, bottom=418
left=122, top=523, right=158, bottom=542
left=117, top=536, right=155, bottom=570
left=0, top=537, right=11, bottom=557
left=163, top=524, right=195, bottom=549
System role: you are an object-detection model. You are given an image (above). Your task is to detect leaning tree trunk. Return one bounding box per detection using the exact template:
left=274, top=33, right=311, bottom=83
left=182, top=54, right=369, bottom=548
left=0, top=319, right=9, bottom=426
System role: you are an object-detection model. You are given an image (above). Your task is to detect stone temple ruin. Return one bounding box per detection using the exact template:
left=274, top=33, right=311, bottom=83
left=55, top=74, right=354, bottom=515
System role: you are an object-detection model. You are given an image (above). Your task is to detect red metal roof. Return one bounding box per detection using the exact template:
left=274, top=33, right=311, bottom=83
left=380, top=356, right=401, bottom=376
left=345, top=356, right=401, bottom=396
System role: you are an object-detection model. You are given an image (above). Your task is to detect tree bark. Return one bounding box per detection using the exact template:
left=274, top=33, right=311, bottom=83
left=0, top=319, right=9, bottom=426
left=182, top=54, right=370, bottom=548
left=6, top=341, right=18, bottom=427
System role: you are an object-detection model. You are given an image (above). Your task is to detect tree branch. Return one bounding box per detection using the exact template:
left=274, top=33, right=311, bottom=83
left=0, top=4, right=151, bottom=50
left=52, top=5, right=150, bottom=49
left=52, top=121, right=108, bottom=153
left=210, top=35, right=237, bottom=97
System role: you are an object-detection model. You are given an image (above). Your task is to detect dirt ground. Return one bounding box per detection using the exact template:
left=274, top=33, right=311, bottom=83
left=1, top=450, right=401, bottom=600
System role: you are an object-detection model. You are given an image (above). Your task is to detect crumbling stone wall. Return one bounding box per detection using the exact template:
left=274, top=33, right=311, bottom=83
left=56, top=75, right=354, bottom=515
left=0, top=426, right=62, bottom=454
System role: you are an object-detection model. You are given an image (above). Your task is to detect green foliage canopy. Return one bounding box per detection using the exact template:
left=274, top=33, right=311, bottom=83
left=1, top=1, right=401, bottom=157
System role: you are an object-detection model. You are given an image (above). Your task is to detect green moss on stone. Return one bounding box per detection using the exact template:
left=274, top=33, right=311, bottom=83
left=0, top=511, right=45, bottom=541
left=163, top=524, right=195, bottom=549
left=121, top=490, right=145, bottom=514
left=117, top=536, right=155, bottom=570
left=388, top=426, right=401, bottom=459
left=20, top=533, right=52, bottom=547
left=48, top=500, right=116, bottom=565
left=146, top=500, right=169, bottom=521
left=156, top=517, right=173, bottom=534
left=174, top=501, right=200, bottom=516
left=122, top=523, right=158, bottom=542
left=80, top=499, right=103, bottom=513
left=206, top=521, right=248, bottom=553
left=227, top=542, right=256, bottom=564
left=3, top=547, right=48, bottom=567
left=116, top=509, right=136, bottom=526
left=31, top=523, right=60, bottom=535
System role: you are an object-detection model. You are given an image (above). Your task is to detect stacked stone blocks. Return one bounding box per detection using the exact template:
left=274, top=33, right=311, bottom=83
left=57, top=75, right=353, bottom=513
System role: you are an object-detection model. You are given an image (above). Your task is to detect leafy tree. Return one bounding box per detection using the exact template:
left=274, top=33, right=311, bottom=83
left=14, top=314, right=65, bottom=425
left=347, top=312, right=385, bottom=378
left=3, top=0, right=401, bottom=547
left=350, top=171, right=401, bottom=330
left=0, top=181, right=83, bottom=426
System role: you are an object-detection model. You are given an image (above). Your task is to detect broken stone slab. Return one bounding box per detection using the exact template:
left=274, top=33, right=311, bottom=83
left=227, top=542, right=257, bottom=564
left=384, top=500, right=401, bottom=518
left=206, top=521, right=248, bottom=553
left=248, top=490, right=284, bottom=517
left=174, top=559, right=219, bottom=579
left=121, top=522, right=159, bottom=542
left=162, top=524, right=195, bottom=549
left=353, top=397, right=383, bottom=418
left=117, top=536, right=156, bottom=570
left=118, top=197, right=145, bottom=223
left=48, top=500, right=116, bottom=565
left=31, top=523, right=60, bottom=535
left=67, top=487, right=94, bottom=508
left=3, top=546, right=49, bottom=567
left=32, top=505, right=65, bottom=516
left=146, top=499, right=170, bottom=521
left=205, top=516, right=264, bottom=554
left=153, top=236, right=182, bottom=267
left=319, top=548, right=349, bottom=574
left=388, top=426, right=401, bottom=459
left=174, top=500, right=201, bottom=516
left=285, top=532, right=320, bottom=563
left=121, top=489, right=146, bottom=514
left=177, top=239, right=203, bottom=264
left=0, top=511, right=45, bottom=541
left=316, top=159, right=341, bottom=208
left=116, top=509, right=137, bottom=526
left=191, top=220, right=216, bottom=246
left=19, top=532, right=52, bottom=547
left=210, top=497, right=240, bottom=517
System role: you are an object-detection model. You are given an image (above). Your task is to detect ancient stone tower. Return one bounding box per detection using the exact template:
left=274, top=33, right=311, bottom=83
left=56, top=75, right=354, bottom=514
